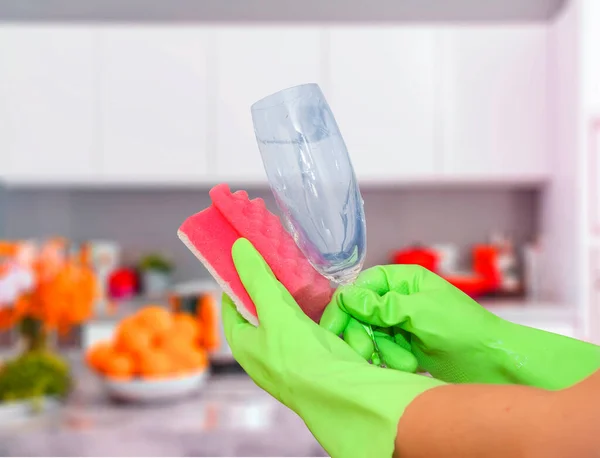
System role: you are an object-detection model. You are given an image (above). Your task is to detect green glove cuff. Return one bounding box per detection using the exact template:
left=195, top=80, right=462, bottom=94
left=488, top=320, right=600, bottom=390
left=287, top=361, right=445, bottom=458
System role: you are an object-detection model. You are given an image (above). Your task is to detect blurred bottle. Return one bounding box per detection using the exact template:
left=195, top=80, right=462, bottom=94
left=490, top=231, right=521, bottom=294
left=523, top=236, right=543, bottom=301
left=88, top=241, right=120, bottom=316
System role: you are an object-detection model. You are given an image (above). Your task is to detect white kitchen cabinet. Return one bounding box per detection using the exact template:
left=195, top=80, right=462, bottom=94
left=582, top=0, right=600, bottom=110
left=99, top=27, right=210, bottom=182
left=440, top=26, right=549, bottom=180
left=328, top=27, right=437, bottom=181
left=0, top=26, right=97, bottom=183
left=214, top=27, right=324, bottom=182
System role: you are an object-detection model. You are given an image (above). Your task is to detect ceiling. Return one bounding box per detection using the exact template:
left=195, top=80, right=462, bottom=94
left=0, top=0, right=567, bottom=23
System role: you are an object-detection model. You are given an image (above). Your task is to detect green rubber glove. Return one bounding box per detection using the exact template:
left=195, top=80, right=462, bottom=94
left=321, top=265, right=600, bottom=390
left=222, top=239, right=445, bottom=458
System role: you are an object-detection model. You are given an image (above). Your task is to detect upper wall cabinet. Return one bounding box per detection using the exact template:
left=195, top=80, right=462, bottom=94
left=582, top=0, right=600, bottom=110
left=99, top=26, right=210, bottom=182
left=214, top=27, right=324, bottom=182
left=0, top=26, right=97, bottom=183
left=439, top=26, right=549, bottom=179
left=328, top=27, right=437, bottom=182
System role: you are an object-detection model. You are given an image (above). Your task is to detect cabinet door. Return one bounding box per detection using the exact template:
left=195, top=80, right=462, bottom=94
left=214, top=27, right=323, bottom=182
left=328, top=27, right=437, bottom=182
left=0, top=26, right=96, bottom=183
left=582, top=0, right=600, bottom=110
left=440, top=26, right=549, bottom=179
left=589, top=118, right=600, bottom=235
left=99, top=27, right=210, bottom=182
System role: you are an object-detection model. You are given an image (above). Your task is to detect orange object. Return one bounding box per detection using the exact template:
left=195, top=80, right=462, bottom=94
left=169, top=294, right=180, bottom=313
left=15, top=241, right=98, bottom=333
left=172, top=313, right=200, bottom=343
left=161, top=336, right=206, bottom=373
left=184, top=348, right=208, bottom=370
left=134, top=306, right=173, bottom=335
left=103, top=351, right=135, bottom=379
left=79, top=242, right=93, bottom=266
left=114, top=319, right=154, bottom=357
left=87, top=305, right=211, bottom=380
left=0, top=242, right=19, bottom=258
left=138, top=349, right=173, bottom=379
left=198, top=295, right=219, bottom=351
left=86, top=341, right=113, bottom=371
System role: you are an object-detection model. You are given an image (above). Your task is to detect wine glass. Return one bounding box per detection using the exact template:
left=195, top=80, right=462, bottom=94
left=251, top=83, right=384, bottom=366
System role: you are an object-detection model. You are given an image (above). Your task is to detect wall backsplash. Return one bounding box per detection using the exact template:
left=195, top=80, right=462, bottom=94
left=0, top=185, right=6, bottom=238
left=3, top=187, right=539, bottom=283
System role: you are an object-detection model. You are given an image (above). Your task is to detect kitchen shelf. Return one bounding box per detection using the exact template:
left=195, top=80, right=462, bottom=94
left=0, top=0, right=563, bottom=22
left=1, top=173, right=551, bottom=190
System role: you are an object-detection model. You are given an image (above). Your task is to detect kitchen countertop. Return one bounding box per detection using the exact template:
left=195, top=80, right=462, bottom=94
left=0, top=359, right=326, bottom=457
left=92, top=296, right=576, bottom=324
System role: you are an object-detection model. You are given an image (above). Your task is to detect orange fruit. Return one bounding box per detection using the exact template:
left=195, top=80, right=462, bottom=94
left=171, top=313, right=200, bottom=342
left=85, top=341, right=113, bottom=372
left=114, top=316, right=139, bottom=335
left=168, top=345, right=207, bottom=373
left=114, top=319, right=154, bottom=357
left=134, top=306, right=173, bottom=335
left=103, top=351, right=135, bottom=380
left=138, top=349, right=173, bottom=379
left=160, top=335, right=197, bottom=366
left=184, top=348, right=208, bottom=371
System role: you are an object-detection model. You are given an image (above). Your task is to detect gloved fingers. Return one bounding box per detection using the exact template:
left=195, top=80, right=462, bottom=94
left=375, top=336, right=418, bottom=373
left=337, top=286, right=414, bottom=328
left=343, top=317, right=374, bottom=360
left=373, top=327, right=394, bottom=340
left=319, top=294, right=351, bottom=336
left=342, top=318, right=418, bottom=372
left=393, top=327, right=412, bottom=353
left=353, top=264, right=432, bottom=295
left=231, top=238, right=301, bottom=324
left=221, top=293, right=255, bottom=351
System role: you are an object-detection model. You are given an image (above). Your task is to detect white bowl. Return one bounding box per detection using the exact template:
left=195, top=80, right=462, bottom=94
left=100, top=369, right=209, bottom=403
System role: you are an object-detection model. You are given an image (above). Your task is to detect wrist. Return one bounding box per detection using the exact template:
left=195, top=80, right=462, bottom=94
left=487, top=319, right=600, bottom=389
left=484, top=318, right=528, bottom=380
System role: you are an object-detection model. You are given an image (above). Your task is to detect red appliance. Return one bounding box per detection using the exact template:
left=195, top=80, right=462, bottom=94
left=391, top=247, right=439, bottom=273
left=391, top=244, right=501, bottom=298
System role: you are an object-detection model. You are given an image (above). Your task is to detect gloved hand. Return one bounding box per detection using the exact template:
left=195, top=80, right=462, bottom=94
left=321, top=265, right=600, bottom=390
left=222, top=239, right=445, bottom=458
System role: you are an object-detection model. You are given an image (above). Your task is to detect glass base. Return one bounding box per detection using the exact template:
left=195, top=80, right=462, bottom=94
left=324, top=264, right=363, bottom=287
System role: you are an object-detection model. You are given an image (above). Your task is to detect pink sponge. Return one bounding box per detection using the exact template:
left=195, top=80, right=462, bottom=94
left=178, top=184, right=334, bottom=326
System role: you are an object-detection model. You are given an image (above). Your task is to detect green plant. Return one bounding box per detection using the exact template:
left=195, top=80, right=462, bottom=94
left=138, top=253, right=173, bottom=273
left=0, top=350, right=72, bottom=402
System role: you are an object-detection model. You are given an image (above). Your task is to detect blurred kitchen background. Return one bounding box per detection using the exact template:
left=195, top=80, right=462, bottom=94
left=0, top=0, right=599, bottom=456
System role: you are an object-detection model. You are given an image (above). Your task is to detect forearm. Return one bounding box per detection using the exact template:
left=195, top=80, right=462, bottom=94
left=395, top=370, right=600, bottom=458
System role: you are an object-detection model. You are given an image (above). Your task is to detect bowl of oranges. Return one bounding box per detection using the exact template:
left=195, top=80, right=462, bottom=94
left=85, top=306, right=210, bottom=402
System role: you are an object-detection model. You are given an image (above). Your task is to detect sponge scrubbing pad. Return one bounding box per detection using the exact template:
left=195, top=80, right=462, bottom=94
left=178, top=184, right=334, bottom=326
